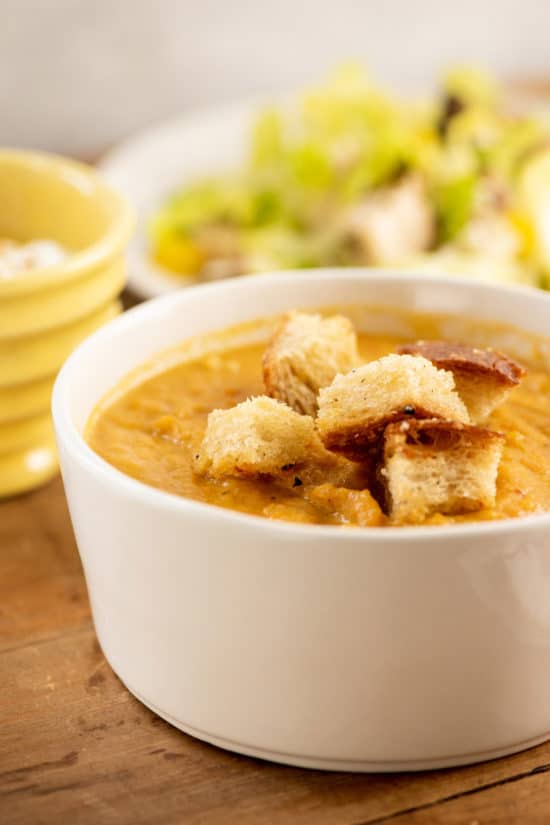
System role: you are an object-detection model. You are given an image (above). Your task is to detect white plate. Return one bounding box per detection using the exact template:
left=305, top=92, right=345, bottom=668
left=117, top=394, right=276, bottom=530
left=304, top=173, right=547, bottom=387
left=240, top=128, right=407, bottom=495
left=101, top=89, right=550, bottom=300
left=99, top=99, right=263, bottom=299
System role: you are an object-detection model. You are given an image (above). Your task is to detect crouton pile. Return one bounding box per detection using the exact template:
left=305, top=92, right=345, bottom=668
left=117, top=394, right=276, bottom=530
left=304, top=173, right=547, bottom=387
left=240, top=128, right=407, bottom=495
left=194, top=310, right=525, bottom=525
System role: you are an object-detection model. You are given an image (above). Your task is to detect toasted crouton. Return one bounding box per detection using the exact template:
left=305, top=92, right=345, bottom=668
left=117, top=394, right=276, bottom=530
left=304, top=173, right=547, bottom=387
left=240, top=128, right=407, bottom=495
left=194, top=396, right=323, bottom=479
left=316, top=354, right=469, bottom=460
left=262, top=311, right=360, bottom=416
left=398, top=340, right=525, bottom=422
left=382, top=419, right=505, bottom=525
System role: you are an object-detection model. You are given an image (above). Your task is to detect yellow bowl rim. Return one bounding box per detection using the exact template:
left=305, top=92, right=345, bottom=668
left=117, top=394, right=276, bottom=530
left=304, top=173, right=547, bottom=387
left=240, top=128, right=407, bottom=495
left=0, top=148, right=135, bottom=298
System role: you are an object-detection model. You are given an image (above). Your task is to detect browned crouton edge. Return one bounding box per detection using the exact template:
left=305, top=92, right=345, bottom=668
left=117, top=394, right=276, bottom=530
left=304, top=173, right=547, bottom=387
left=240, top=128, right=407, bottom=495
left=398, top=340, right=525, bottom=386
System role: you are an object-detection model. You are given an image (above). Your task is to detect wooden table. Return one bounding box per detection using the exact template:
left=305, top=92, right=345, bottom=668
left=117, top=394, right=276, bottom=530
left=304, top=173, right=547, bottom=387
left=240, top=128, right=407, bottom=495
left=3, top=479, right=550, bottom=824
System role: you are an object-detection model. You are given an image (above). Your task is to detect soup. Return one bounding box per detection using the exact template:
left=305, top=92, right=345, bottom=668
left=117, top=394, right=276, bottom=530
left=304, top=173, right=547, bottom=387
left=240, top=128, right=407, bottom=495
left=86, top=307, right=550, bottom=528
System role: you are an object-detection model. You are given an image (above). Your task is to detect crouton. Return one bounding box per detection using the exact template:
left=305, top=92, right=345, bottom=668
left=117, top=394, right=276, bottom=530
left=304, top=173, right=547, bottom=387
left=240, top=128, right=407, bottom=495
left=382, top=418, right=505, bottom=525
left=316, top=354, right=469, bottom=460
left=194, top=396, right=323, bottom=479
left=398, top=340, right=525, bottom=422
left=262, top=311, right=360, bottom=416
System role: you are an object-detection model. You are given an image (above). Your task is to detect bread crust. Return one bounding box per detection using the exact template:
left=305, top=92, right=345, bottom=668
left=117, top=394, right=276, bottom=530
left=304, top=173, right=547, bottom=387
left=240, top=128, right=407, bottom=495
left=262, top=311, right=360, bottom=416
left=384, top=418, right=505, bottom=455
left=322, top=404, right=443, bottom=460
left=262, top=353, right=317, bottom=416
left=397, top=340, right=525, bottom=386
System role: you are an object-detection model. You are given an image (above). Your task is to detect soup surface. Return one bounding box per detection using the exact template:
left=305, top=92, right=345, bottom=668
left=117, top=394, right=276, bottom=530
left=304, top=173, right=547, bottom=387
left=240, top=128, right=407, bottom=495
left=86, top=312, right=550, bottom=527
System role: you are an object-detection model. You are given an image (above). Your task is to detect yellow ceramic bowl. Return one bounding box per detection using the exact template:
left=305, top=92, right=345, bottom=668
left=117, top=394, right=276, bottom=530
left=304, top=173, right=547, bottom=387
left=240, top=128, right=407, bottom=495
left=0, top=374, right=56, bottom=424
left=0, top=149, right=134, bottom=497
left=0, top=438, right=58, bottom=498
left=0, top=412, right=54, bottom=456
left=1, top=300, right=120, bottom=388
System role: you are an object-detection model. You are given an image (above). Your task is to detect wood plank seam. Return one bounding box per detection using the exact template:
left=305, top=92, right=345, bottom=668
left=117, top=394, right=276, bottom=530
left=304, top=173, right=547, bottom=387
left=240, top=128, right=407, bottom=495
left=356, top=761, right=550, bottom=823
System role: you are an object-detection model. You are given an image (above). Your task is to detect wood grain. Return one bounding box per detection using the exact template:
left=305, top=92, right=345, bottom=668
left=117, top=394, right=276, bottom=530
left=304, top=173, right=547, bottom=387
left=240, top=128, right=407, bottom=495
left=0, top=479, right=89, bottom=652
left=3, top=477, right=550, bottom=824
left=385, top=768, right=550, bottom=824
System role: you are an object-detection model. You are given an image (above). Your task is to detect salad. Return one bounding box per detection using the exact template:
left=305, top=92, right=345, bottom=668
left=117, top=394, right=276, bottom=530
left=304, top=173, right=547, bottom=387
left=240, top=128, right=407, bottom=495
left=150, top=65, right=550, bottom=287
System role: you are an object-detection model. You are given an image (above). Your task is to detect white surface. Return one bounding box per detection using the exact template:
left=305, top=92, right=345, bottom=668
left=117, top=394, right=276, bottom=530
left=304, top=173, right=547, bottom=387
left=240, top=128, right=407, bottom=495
left=53, top=271, right=550, bottom=770
left=1, top=0, right=550, bottom=156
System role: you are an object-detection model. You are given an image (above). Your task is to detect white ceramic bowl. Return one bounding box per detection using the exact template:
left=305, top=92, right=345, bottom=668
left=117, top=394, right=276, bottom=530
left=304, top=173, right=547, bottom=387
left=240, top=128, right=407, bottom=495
left=53, top=270, right=550, bottom=772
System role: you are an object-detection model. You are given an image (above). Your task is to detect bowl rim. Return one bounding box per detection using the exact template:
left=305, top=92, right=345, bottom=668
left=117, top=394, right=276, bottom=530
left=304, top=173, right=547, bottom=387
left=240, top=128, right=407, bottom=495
left=0, top=148, right=135, bottom=298
left=53, top=269, right=550, bottom=542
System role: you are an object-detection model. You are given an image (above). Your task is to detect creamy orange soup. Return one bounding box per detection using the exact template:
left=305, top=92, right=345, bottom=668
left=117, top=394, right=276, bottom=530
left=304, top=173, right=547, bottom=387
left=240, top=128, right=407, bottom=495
left=86, top=310, right=550, bottom=527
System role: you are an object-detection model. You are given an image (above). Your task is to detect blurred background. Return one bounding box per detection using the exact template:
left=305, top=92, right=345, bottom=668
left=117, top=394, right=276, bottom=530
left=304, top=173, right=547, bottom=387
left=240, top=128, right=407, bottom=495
left=2, top=0, right=549, bottom=157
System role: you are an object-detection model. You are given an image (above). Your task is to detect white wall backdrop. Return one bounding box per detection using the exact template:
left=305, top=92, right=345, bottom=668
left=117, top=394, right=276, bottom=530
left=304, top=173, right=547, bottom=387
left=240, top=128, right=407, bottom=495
left=1, top=0, right=549, bottom=155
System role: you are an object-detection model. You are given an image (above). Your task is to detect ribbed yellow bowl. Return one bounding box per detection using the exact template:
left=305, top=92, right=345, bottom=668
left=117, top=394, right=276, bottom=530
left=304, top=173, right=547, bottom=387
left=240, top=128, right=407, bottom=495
left=0, top=300, right=121, bottom=388
left=0, top=149, right=134, bottom=497
left=0, top=374, right=55, bottom=425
